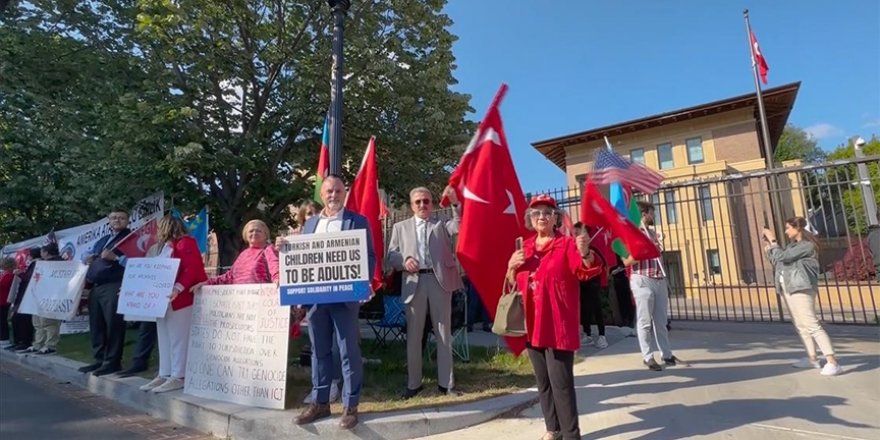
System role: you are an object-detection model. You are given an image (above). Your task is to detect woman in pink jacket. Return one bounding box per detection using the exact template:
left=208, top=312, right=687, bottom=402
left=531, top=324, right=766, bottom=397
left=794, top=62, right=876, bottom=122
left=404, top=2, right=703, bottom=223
left=197, top=219, right=279, bottom=287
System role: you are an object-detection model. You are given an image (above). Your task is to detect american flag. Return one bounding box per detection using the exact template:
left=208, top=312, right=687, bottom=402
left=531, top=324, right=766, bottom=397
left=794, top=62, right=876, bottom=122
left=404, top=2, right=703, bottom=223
left=590, top=149, right=664, bottom=194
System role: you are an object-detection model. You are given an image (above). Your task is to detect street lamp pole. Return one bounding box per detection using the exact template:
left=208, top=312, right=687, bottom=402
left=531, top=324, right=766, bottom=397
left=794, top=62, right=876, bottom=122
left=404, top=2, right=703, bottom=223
left=853, top=137, right=879, bottom=226
left=328, top=0, right=350, bottom=176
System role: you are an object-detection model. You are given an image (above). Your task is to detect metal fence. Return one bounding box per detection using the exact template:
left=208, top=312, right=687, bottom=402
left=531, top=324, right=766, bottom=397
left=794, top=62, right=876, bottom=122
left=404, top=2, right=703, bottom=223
left=532, top=156, right=880, bottom=325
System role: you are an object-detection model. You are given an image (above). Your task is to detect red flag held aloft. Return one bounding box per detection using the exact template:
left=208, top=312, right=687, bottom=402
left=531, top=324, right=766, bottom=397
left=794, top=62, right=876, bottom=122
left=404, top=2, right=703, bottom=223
left=580, top=181, right=660, bottom=262
left=345, top=136, right=384, bottom=291
left=445, top=84, right=529, bottom=355
left=114, top=217, right=159, bottom=258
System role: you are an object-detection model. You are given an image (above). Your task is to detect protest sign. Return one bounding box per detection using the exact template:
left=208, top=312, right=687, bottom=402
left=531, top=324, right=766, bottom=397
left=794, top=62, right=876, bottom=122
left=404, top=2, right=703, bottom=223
left=60, top=315, right=90, bottom=334
left=116, top=258, right=179, bottom=318
left=278, top=229, right=370, bottom=305
left=18, top=261, right=88, bottom=320
left=184, top=284, right=290, bottom=409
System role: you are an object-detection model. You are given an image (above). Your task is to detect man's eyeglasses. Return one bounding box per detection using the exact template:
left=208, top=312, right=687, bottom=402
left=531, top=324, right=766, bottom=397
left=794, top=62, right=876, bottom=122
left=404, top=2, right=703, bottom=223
left=413, top=199, right=432, bottom=206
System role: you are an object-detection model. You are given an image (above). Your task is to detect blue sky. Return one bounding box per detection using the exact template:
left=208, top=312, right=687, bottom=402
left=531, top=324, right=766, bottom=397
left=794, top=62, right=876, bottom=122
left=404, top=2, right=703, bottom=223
left=443, top=0, right=880, bottom=192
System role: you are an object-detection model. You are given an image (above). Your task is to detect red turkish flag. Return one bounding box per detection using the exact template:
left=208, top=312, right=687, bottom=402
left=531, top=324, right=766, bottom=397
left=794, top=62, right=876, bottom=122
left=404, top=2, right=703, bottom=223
left=580, top=181, right=660, bottom=262
left=113, top=217, right=159, bottom=258
left=345, top=136, right=384, bottom=291
left=750, top=31, right=769, bottom=85
left=445, top=84, right=529, bottom=355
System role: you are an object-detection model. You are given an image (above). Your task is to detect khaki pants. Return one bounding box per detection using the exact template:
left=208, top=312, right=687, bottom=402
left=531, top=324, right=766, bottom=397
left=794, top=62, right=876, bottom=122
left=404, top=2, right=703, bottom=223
left=782, top=291, right=835, bottom=359
left=32, top=315, right=61, bottom=350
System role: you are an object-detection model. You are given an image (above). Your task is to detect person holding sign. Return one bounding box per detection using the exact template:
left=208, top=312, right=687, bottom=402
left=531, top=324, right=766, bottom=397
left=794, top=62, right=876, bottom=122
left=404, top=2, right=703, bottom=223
left=28, top=243, right=65, bottom=354
left=194, top=219, right=279, bottom=288
left=8, top=248, right=39, bottom=352
left=294, top=175, right=375, bottom=431
left=139, top=215, right=208, bottom=393
left=387, top=186, right=464, bottom=399
left=506, top=194, right=602, bottom=440
left=0, top=258, right=17, bottom=345
left=80, top=209, right=131, bottom=376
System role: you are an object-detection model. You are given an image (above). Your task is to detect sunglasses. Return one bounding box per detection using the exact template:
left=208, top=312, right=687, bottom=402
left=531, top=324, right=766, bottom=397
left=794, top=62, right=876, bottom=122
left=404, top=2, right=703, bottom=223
left=529, top=210, right=556, bottom=218
left=413, top=199, right=432, bottom=206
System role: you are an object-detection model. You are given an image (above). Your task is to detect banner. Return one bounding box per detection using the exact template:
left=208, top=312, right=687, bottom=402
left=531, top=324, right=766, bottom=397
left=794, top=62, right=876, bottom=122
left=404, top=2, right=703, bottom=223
left=116, top=258, right=180, bottom=319
left=1, top=192, right=164, bottom=262
left=18, top=261, right=88, bottom=320
left=278, top=229, right=370, bottom=305
left=60, top=315, right=90, bottom=334
left=184, top=284, right=290, bottom=409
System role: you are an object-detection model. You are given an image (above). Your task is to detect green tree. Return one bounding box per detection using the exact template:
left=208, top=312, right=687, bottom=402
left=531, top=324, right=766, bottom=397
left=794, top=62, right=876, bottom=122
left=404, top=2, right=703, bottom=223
left=775, top=124, right=825, bottom=163
left=2, top=0, right=475, bottom=265
left=826, top=136, right=880, bottom=235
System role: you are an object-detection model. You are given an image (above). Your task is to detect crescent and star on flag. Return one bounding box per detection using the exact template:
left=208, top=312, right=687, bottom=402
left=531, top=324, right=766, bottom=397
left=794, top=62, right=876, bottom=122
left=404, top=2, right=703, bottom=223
left=460, top=126, right=518, bottom=218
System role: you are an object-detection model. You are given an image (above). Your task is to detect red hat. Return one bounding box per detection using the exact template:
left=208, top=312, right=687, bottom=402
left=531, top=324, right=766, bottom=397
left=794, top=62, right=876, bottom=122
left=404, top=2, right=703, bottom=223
left=528, top=194, right=557, bottom=209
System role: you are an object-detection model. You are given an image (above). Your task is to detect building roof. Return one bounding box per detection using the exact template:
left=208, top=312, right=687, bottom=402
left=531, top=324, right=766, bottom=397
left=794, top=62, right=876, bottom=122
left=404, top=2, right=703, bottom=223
left=531, top=82, right=801, bottom=169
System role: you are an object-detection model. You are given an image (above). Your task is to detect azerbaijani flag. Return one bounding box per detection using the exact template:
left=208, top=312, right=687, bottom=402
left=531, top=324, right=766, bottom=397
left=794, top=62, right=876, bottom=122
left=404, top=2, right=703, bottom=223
left=609, top=182, right=641, bottom=258
left=313, top=113, right=330, bottom=203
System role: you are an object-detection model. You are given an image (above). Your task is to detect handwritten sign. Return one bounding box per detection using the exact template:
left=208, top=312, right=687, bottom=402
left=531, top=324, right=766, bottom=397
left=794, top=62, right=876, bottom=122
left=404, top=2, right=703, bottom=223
left=116, top=258, right=180, bottom=318
left=278, top=229, right=370, bottom=305
left=184, top=284, right=290, bottom=409
left=18, top=261, right=88, bottom=320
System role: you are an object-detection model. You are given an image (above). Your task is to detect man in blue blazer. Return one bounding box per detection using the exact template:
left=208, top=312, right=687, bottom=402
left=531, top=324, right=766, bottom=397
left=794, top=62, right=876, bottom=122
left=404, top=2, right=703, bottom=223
left=295, top=174, right=375, bottom=430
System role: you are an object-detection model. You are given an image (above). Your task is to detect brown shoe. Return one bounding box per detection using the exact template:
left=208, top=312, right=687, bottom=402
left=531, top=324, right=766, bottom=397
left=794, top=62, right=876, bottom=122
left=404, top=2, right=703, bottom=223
left=339, top=406, right=358, bottom=430
left=295, top=403, right=330, bottom=425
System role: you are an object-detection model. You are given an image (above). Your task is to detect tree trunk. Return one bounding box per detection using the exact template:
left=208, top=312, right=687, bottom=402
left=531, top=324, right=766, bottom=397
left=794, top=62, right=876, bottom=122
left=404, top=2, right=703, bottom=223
left=216, top=227, right=242, bottom=269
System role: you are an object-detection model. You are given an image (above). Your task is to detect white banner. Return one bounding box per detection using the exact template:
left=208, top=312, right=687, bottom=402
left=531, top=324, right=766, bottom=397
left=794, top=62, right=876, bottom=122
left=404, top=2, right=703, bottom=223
left=18, top=261, right=88, bottom=320
left=278, top=229, right=371, bottom=305
left=1, top=192, right=164, bottom=262
left=116, top=258, right=179, bottom=319
left=184, top=284, right=290, bottom=409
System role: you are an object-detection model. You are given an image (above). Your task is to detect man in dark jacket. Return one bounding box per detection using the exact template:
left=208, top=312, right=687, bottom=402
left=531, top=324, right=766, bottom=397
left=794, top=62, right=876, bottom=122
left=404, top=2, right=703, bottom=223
left=78, top=209, right=131, bottom=376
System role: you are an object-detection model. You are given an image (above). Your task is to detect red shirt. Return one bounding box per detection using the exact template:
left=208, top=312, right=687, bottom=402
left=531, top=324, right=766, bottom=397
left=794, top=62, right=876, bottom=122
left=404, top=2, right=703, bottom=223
left=514, top=233, right=603, bottom=351
left=0, top=272, right=15, bottom=306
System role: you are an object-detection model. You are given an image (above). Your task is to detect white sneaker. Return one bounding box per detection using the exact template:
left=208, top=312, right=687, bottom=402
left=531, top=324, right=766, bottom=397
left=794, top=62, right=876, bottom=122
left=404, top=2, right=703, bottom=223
left=139, top=376, right=167, bottom=391
left=581, top=335, right=594, bottom=346
left=329, top=381, right=341, bottom=403
left=792, top=358, right=821, bottom=369
left=820, top=362, right=842, bottom=376
left=595, top=336, right=608, bottom=349
left=152, top=377, right=184, bottom=393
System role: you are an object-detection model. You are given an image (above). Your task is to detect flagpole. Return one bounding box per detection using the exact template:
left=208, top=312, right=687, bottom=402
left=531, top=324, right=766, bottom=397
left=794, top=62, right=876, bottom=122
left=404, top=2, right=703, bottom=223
left=743, top=9, right=774, bottom=172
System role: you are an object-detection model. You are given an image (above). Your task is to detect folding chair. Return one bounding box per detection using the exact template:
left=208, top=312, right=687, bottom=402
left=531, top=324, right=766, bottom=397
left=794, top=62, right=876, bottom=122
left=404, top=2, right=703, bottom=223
left=367, top=294, right=407, bottom=348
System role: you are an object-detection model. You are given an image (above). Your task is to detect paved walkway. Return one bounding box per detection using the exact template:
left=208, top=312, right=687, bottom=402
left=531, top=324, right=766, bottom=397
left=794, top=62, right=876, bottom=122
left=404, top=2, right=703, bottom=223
left=417, top=322, right=880, bottom=440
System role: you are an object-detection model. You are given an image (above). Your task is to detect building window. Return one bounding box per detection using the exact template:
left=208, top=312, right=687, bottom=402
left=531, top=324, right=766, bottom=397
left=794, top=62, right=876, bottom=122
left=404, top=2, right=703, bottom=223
left=630, top=148, right=645, bottom=165
left=686, top=137, right=704, bottom=164
left=707, top=249, right=721, bottom=274
left=651, top=193, right=662, bottom=225
left=658, top=143, right=674, bottom=169
left=575, top=174, right=587, bottom=185
left=664, top=190, right=677, bottom=224
left=699, top=185, right=714, bottom=222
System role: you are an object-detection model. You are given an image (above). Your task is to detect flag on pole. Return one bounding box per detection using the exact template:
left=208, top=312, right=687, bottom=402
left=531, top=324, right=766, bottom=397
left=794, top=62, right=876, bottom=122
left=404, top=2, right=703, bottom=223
left=114, top=217, right=159, bottom=258
left=444, top=83, right=529, bottom=356
left=591, top=149, right=664, bottom=194
left=581, top=180, right=660, bottom=261
left=171, top=207, right=209, bottom=253
left=314, top=113, right=330, bottom=203
left=345, top=136, right=384, bottom=291
left=750, top=31, right=769, bottom=85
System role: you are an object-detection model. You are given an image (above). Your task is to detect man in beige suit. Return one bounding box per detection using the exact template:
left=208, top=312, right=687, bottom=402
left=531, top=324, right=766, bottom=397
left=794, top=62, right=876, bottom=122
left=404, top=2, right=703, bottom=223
left=387, top=185, right=464, bottom=398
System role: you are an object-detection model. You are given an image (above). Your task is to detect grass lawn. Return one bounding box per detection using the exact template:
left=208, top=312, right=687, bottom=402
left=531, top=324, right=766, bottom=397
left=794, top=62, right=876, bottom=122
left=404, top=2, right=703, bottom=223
left=56, top=328, right=537, bottom=413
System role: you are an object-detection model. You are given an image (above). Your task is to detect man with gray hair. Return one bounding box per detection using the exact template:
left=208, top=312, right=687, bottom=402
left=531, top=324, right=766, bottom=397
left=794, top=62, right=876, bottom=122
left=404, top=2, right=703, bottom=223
left=387, top=185, right=464, bottom=399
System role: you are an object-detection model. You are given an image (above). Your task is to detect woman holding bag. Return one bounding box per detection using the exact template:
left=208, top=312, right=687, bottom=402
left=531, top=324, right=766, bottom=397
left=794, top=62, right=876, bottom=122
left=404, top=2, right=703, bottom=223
left=506, top=194, right=603, bottom=440
left=140, top=215, right=207, bottom=393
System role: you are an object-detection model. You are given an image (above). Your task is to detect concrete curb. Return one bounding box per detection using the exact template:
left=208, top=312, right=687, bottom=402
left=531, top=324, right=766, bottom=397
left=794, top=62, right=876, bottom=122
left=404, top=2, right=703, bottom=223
left=0, top=348, right=538, bottom=440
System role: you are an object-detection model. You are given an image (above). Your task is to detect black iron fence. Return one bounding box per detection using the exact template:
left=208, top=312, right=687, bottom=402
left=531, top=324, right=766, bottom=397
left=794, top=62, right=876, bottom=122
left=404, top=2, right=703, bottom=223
left=380, top=156, right=879, bottom=325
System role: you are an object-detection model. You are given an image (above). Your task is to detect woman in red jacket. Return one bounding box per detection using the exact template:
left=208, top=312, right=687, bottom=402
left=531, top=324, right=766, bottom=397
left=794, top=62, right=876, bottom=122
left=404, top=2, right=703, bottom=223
left=0, top=257, right=18, bottom=344
left=140, top=215, right=207, bottom=393
left=507, top=195, right=602, bottom=440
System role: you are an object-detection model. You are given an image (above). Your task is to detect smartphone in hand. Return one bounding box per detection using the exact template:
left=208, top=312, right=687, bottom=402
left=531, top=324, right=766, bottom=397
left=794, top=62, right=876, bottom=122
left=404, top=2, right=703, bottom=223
left=515, top=237, right=524, bottom=251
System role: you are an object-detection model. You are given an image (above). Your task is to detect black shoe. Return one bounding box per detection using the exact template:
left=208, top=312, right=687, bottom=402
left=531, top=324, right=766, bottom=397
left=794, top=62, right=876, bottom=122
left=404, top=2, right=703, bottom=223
left=93, top=364, right=122, bottom=376
left=482, top=324, right=492, bottom=332
left=644, top=358, right=663, bottom=371
left=663, top=356, right=687, bottom=367
left=400, top=385, right=424, bottom=400
left=78, top=362, right=102, bottom=373
left=438, top=385, right=461, bottom=397
left=116, top=364, right=148, bottom=378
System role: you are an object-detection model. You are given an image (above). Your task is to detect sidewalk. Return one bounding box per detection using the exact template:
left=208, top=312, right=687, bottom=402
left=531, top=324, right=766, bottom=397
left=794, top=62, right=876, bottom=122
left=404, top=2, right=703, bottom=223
left=418, top=321, right=880, bottom=440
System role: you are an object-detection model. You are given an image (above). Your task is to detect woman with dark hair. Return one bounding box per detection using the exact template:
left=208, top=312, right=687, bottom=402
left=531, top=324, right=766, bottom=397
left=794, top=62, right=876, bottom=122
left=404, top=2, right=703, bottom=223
left=573, top=222, right=608, bottom=349
left=8, top=248, right=40, bottom=352
left=507, top=194, right=602, bottom=440
left=764, top=216, right=841, bottom=376
left=140, top=215, right=207, bottom=393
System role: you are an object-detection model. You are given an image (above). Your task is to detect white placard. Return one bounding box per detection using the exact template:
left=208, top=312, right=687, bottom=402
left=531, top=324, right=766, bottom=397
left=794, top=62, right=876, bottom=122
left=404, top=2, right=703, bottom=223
left=184, top=284, right=290, bottom=409
left=18, top=261, right=88, bottom=320
left=116, top=257, right=180, bottom=318
left=278, top=229, right=371, bottom=305
left=60, top=315, right=90, bottom=334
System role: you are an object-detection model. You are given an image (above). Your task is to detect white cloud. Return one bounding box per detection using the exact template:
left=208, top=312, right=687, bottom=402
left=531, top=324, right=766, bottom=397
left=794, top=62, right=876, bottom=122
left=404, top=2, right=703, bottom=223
left=803, top=123, right=844, bottom=139
left=863, top=117, right=880, bottom=128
